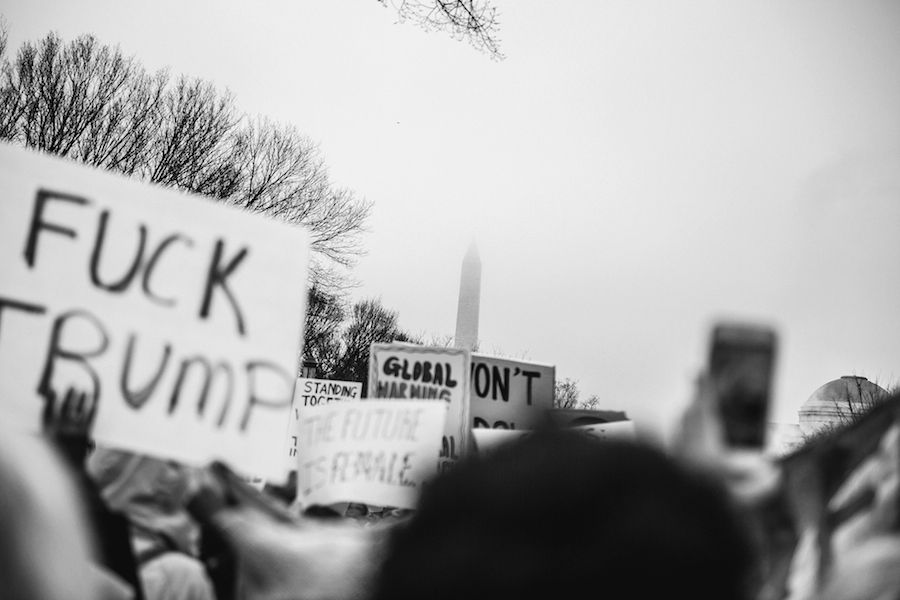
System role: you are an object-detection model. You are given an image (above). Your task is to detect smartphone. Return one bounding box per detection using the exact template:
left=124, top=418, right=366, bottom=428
left=708, top=322, right=777, bottom=448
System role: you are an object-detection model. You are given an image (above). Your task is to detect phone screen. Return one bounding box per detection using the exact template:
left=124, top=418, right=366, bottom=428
left=709, top=323, right=777, bottom=448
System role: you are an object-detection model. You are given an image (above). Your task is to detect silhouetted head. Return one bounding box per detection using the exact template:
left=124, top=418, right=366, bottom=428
left=372, top=429, right=755, bottom=600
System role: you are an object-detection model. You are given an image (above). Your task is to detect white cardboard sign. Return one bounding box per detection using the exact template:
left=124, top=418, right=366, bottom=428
left=470, top=354, right=554, bottom=431
left=295, top=399, right=448, bottom=509
left=293, top=377, right=363, bottom=408
left=368, top=343, right=471, bottom=474
left=286, top=378, right=362, bottom=465
left=0, top=144, right=308, bottom=480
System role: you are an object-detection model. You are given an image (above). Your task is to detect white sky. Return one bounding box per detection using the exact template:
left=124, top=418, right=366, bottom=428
left=2, top=0, right=898, bottom=441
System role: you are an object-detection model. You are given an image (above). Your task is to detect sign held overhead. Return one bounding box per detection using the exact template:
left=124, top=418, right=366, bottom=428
left=368, top=343, right=471, bottom=473
left=295, top=399, right=448, bottom=509
left=470, top=354, right=554, bottom=431
left=0, top=144, right=309, bottom=480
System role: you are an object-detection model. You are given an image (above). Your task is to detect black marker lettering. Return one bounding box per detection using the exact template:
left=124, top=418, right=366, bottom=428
left=199, top=240, right=248, bottom=335
left=24, top=189, right=90, bottom=268
left=90, top=211, right=147, bottom=292
left=239, top=360, right=293, bottom=431
left=0, top=297, right=46, bottom=345
left=120, top=334, right=171, bottom=410
left=143, top=233, right=194, bottom=306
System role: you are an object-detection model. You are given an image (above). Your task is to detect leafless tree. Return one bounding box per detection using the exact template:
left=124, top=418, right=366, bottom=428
left=219, top=115, right=372, bottom=287
left=484, top=343, right=532, bottom=359
left=553, top=377, right=604, bottom=410
left=379, top=0, right=504, bottom=60
left=331, top=298, right=418, bottom=395
left=1, top=33, right=134, bottom=153
left=74, top=68, right=167, bottom=177
left=0, top=31, right=371, bottom=290
left=302, top=286, right=347, bottom=376
left=801, top=376, right=896, bottom=445
left=581, top=394, right=602, bottom=410
left=554, top=378, right=581, bottom=409
left=408, top=332, right=485, bottom=352
left=141, top=75, right=239, bottom=198
left=410, top=332, right=456, bottom=348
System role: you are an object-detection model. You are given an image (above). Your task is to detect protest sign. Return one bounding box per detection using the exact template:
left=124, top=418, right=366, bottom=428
left=295, top=399, right=448, bottom=509
left=293, top=378, right=363, bottom=408
left=470, top=354, right=554, bottom=430
left=286, top=378, right=363, bottom=466
left=0, top=144, right=308, bottom=480
left=369, top=343, right=471, bottom=473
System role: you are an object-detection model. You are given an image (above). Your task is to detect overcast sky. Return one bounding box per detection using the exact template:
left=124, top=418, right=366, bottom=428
left=2, top=0, right=898, bottom=441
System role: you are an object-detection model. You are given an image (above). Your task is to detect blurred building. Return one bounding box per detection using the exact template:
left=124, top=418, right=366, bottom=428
left=767, top=375, right=890, bottom=455
left=798, top=375, right=889, bottom=437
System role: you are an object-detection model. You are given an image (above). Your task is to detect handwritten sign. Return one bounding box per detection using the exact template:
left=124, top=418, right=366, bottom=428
left=368, top=343, right=471, bottom=473
left=470, top=354, right=554, bottom=431
left=285, top=378, right=362, bottom=466
left=0, top=144, right=308, bottom=480
left=295, top=400, right=448, bottom=509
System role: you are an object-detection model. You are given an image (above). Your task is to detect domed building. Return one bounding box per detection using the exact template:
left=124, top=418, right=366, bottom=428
left=798, top=375, right=890, bottom=437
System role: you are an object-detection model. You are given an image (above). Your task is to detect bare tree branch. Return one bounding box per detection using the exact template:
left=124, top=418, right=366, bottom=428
left=331, top=298, right=417, bottom=395
left=379, top=0, right=504, bottom=60
left=554, top=378, right=581, bottom=409
left=0, top=31, right=372, bottom=291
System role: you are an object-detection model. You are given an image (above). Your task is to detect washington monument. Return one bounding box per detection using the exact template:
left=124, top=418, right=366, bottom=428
left=454, top=241, right=481, bottom=350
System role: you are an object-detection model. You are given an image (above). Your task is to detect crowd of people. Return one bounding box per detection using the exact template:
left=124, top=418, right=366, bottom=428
left=1, top=377, right=899, bottom=600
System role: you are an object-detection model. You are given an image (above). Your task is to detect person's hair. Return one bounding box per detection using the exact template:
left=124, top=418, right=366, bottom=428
left=372, top=428, right=755, bottom=600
